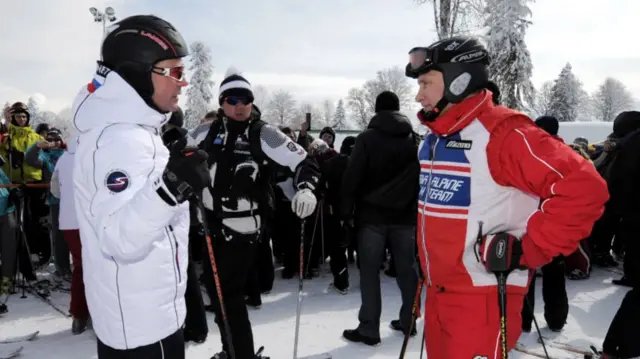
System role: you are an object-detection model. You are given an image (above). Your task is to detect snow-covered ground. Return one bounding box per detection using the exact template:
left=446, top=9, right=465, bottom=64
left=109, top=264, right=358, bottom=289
left=0, top=265, right=628, bottom=358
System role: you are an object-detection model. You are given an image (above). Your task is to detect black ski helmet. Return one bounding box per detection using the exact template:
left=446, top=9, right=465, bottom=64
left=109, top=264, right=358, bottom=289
left=100, top=15, right=189, bottom=108
left=406, top=36, right=490, bottom=121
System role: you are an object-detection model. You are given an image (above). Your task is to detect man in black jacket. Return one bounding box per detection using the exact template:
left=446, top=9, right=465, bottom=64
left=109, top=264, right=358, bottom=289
left=341, top=91, right=420, bottom=345
left=191, top=67, right=320, bottom=359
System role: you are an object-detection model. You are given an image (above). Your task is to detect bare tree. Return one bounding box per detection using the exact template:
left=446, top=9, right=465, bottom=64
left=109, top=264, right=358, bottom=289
left=253, top=85, right=270, bottom=112
left=347, top=87, right=370, bottom=130
left=529, top=81, right=554, bottom=118
left=266, top=89, right=297, bottom=125
left=413, top=0, right=485, bottom=38
left=363, top=67, right=414, bottom=112
left=592, top=77, right=635, bottom=122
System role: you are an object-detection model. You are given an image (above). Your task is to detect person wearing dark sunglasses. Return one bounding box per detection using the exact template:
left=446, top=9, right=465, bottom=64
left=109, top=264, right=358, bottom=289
left=189, top=66, right=319, bottom=359
left=408, top=36, right=608, bottom=359
left=71, top=15, right=211, bottom=359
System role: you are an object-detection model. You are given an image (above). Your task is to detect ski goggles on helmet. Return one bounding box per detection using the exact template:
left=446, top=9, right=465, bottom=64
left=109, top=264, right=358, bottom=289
left=152, top=65, right=185, bottom=81
left=405, top=47, right=435, bottom=79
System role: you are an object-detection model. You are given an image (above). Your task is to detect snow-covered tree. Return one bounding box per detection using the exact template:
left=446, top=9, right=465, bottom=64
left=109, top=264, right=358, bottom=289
left=253, top=85, right=270, bottom=113
left=527, top=81, right=555, bottom=118
left=485, top=0, right=535, bottom=111
left=2, top=102, right=10, bottom=124
left=332, top=99, right=347, bottom=129
left=592, top=77, right=634, bottom=122
left=27, top=94, right=45, bottom=126
left=321, top=99, right=334, bottom=127
left=266, top=89, right=297, bottom=125
left=414, top=0, right=485, bottom=39
left=184, top=41, right=214, bottom=129
left=548, top=63, right=587, bottom=122
left=347, top=87, right=370, bottom=130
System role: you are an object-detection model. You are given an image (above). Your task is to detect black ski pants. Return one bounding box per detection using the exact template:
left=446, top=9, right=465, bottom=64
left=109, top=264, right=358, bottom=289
left=603, top=288, right=640, bottom=358
left=246, top=228, right=275, bottom=299
left=97, top=328, right=184, bottom=359
left=202, top=234, right=258, bottom=359
left=618, top=215, right=640, bottom=286
left=522, top=256, right=568, bottom=331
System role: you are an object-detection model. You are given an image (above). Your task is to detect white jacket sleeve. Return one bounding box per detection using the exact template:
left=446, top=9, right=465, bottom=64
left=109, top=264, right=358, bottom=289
left=87, top=129, right=182, bottom=262
left=50, top=161, right=61, bottom=199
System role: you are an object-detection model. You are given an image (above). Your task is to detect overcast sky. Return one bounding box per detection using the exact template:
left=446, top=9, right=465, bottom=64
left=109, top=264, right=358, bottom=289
left=2, top=0, right=639, bottom=113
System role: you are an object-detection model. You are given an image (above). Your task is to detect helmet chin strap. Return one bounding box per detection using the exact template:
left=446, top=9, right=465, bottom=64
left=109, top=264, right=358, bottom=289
left=419, top=97, right=450, bottom=123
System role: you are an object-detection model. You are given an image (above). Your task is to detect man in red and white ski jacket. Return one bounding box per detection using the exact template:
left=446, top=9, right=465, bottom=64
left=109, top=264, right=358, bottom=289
left=408, top=36, right=609, bottom=359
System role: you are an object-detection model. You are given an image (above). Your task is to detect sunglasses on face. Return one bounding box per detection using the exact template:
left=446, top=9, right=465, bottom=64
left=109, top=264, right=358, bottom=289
left=225, top=96, right=251, bottom=106
left=152, top=66, right=185, bottom=81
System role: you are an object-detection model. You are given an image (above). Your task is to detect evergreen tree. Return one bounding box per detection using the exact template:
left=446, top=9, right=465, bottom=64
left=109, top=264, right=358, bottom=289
left=332, top=99, right=347, bottom=129
left=548, top=63, right=585, bottom=122
left=485, top=0, right=535, bottom=110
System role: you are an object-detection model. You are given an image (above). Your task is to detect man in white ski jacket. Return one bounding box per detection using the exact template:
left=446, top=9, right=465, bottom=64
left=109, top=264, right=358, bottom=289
left=71, top=15, right=210, bottom=359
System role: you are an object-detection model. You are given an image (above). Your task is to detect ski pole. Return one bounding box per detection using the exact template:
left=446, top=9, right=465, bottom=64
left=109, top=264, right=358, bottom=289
left=496, top=272, right=509, bottom=359
left=293, top=218, right=306, bottom=359
left=197, top=198, right=236, bottom=359
left=398, top=279, right=423, bottom=359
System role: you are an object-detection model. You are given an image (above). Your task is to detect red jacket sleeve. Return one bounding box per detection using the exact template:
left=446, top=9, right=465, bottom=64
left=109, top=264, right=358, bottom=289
left=487, top=117, right=609, bottom=269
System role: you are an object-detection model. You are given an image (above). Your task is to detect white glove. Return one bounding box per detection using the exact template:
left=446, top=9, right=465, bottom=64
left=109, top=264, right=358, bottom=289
left=291, top=188, right=317, bottom=218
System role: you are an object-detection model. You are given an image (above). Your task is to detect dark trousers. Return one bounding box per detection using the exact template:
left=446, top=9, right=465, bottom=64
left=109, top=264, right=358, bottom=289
left=356, top=224, right=418, bottom=338
left=588, top=203, right=620, bottom=257
left=522, top=257, right=568, bottom=331
left=280, top=205, right=304, bottom=274
left=202, top=235, right=258, bottom=359
left=246, top=232, right=275, bottom=299
left=324, top=213, right=349, bottom=286
left=97, top=328, right=184, bottom=359
left=619, top=216, right=640, bottom=286
left=63, top=230, right=89, bottom=320
left=50, top=204, right=71, bottom=275
left=184, top=259, right=208, bottom=338
left=0, top=212, right=18, bottom=279
left=603, top=288, right=640, bottom=358
left=24, top=186, right=50, bottom=262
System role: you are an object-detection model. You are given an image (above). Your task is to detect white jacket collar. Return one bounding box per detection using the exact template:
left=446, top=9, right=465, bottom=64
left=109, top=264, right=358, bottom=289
left=72, top=67, right=169, bottom=133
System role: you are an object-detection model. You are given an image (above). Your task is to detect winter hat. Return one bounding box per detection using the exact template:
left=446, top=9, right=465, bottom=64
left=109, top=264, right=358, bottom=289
left=35, top=123, right=50, bottom=135
left=218, top=66, right=254, bottom=105
left=613, top=111, right=640, bottom=137
left=309, top=138, right=330, bottom=156
left=375, top=91, right=400, bottom=113
left=535, top=116, right=559, bottom=136
left=168, top=107, right=184, bottom=128
left=340, top=136, right=356, bottom=156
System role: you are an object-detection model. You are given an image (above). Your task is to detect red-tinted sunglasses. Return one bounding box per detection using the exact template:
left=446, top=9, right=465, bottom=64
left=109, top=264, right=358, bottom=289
left=152, top=66, right=185, bottom=81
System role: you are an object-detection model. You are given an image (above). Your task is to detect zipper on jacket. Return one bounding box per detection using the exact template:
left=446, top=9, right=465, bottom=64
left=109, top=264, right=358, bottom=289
left=420, top=137, right=437, bottom=286
left=165, top=226, right=180, bottom=327
left=168, top=225, right=182, bottom=283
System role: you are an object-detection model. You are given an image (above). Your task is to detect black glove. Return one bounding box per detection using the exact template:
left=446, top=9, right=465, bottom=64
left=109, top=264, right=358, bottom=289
left=162, top=127, right=188, bottom=148
left=478, top=232, right=524, bottom=273
left=159, top=146, right=210, bottom=206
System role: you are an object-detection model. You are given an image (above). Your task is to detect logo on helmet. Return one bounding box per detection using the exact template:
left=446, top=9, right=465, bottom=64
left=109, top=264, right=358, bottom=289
left=141, top=30, right=169, bottom=50
left=445, top=41, right=461, bottom=51
left=450, top=50, right=486, bottom=63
